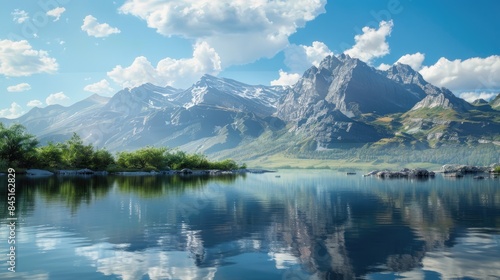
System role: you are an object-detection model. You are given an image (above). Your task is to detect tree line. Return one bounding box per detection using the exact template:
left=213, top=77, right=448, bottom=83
left=0, top=123, right=245, bottom=171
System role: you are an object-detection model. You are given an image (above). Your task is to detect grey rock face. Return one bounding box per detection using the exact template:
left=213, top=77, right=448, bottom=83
left=276, top=54, right=423, bottom=146
left=383, top=63, right=438, bottom=98
left=410, top=89, right=472, bottom=112
left=277, top=55, right=422, bottom=121
left=490, top=94, right=500, bottom=109
left=176, top=74, right=283, bottom=117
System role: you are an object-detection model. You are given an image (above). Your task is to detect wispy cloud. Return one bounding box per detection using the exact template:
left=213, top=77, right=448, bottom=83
left=344, top=20, right=393, bottom=64
left=84, top=79, right=115, bottom=95
left=47, top=7, right=66, bottom=22
left=12, top=9, right=29, bottom=24
left=0, top=40, right=58, bottom=77
left=270, top=70, right=301, bottom=86
left=7, top=83, right=31, bottom=92
left=46, top=92, right=69, bottom=105
left=284, top=41, right=333, bottom=73
left=108, top=41, right=221, bottom=89
left=81, top=15, right=121, bottom=38
left=0, top=102, right=23, bottom=119
left=27, top=100, right=43, bottom=107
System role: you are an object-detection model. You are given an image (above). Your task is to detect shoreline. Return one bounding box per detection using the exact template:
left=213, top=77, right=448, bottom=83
left=2, top=163, right=498, bottom=178
left=18, top=168, right=277, bottom=177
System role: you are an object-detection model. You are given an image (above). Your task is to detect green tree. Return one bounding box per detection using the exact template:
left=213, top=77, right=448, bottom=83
left=36, top=142, right=63, bottom=169
left=91, top=149, right=115, bottom=170
left=61, top=133, right=94, bottom=168
left=0, top=123, right=38, bottom=168
left=117, top=147, right=169, bottom=170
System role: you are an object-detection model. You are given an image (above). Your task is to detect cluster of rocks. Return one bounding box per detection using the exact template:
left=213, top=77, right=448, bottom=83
left=56, top=169, right=108, bottom=175
left=364, top=168, right=435, bottom=178
left=439, top=164, right=500, bottom=179
left=440, top=164, right=499, bottom=174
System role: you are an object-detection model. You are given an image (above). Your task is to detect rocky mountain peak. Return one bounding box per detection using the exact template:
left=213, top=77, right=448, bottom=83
left=385, top=63, right=425, bottom=84
left=85, top=93, right=111, bottom=104
left=383, top=63, right=440, bottom=99
left=411, top=89, right=472, bottom=112
left=318, top=55, right=341, bottom=72
left=472, top=99, right=489, bottom=106
left=338, top=53, right=351, bottom=61
left=490, top=93, right=500, bottom=109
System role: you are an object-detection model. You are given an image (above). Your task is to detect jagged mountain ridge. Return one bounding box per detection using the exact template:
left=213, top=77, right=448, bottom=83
left=276, top=54, right=434, bottom=148
left=277, top=55, right=423, bottom=121
left=174, top=74, right=282, bottom=117
left=1, top=54, right=498, bottom=156
left=1, top=75, right=286, bottom=152
left=490, top=93, right=500, bottom=109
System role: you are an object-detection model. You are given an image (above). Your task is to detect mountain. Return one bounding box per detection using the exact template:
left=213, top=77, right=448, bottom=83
left=383, top=63, right=441, bottom=98
left=277, top=55, right=421, bottom=120
left=174, top=74, right=282, bottom=117
left=1, top=76, right=285, bottom=153
left=275, top=55, right=426, bottom=148
left=104, top=83, right=179, bottom=113
left=491, top=94, right=500, bottom=109
left=0, top=94, right=111, bottom=142
left=396, top=88, right=499, bottom=147
left=1, top=54, right=498, bottom=162
left=472, top=99, right=489, bottom=106
left=410, top=89, right=471, bottom=112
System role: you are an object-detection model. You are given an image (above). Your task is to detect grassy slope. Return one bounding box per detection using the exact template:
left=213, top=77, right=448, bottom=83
left=208, top=107, right=500, bottom=169
left=244, top=153, right=442, bottom=171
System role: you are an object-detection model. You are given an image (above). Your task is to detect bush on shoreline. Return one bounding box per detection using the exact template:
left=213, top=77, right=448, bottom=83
left=0, top=123, right=244, bottom=172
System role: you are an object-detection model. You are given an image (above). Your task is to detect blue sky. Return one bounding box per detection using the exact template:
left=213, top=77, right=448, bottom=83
left=1, top=0, right=499, bottom=118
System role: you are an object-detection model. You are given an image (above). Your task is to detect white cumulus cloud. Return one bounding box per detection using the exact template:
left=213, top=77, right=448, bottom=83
left=47, top=7, right=66, bottom=22
left=396, top=52, right=425, bottom=71
left=0, top=40, right=58, bottom=77
left=108, top=41, right=221, bottom=89
left=270, top=70, right=301, bottom=86
left=81, top=15, right=121, bottom=38
left=344, top=20, right=393, bottom=64
left=27, top=100, right=43, bottom=107
left=419, top=55, right=500, bottom=92
left=378, top=52, right=425, bottom=71
left=284, top=41, right=333, bottom=73
left=46, top=92, right=69, bottom=105
left=0, top=102, right=23, bottom=119
left=118, top=0, right=326, bottom=66
left=12, top=9, right=29, bottom=24
left=84, top=79, right=115, bottom=95
left=7, top=83, right=31, bottom=92
left=377, top=63, right=391, bottom=71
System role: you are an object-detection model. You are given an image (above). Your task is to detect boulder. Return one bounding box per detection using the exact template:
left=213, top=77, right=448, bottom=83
left=179, top=168, right=193, bottom=174
left=440, top=164, right=489, bottom=174
left=77, top=168, right=94, bottom=175
left=27, top=169, right=53, bottom=176
left=363, top=170, right=380, bottom=177
left=490, top=163, right=500, bottom=173
left=375, top=168, right=435, bottom=179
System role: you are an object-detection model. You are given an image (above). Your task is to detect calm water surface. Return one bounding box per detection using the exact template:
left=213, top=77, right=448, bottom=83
left=1, top=170, right=499, bottom=279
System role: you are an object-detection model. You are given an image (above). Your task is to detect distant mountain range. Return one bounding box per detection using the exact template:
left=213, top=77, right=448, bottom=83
left=2, top=54, right=499, bottom=161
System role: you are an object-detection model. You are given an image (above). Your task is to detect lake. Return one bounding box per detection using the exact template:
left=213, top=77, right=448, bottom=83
left=1, top=170, right=499, bottom=279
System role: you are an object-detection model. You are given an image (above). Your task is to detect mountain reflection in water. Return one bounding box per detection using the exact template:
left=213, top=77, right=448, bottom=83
left=0, top=170, right=499, bottom=279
